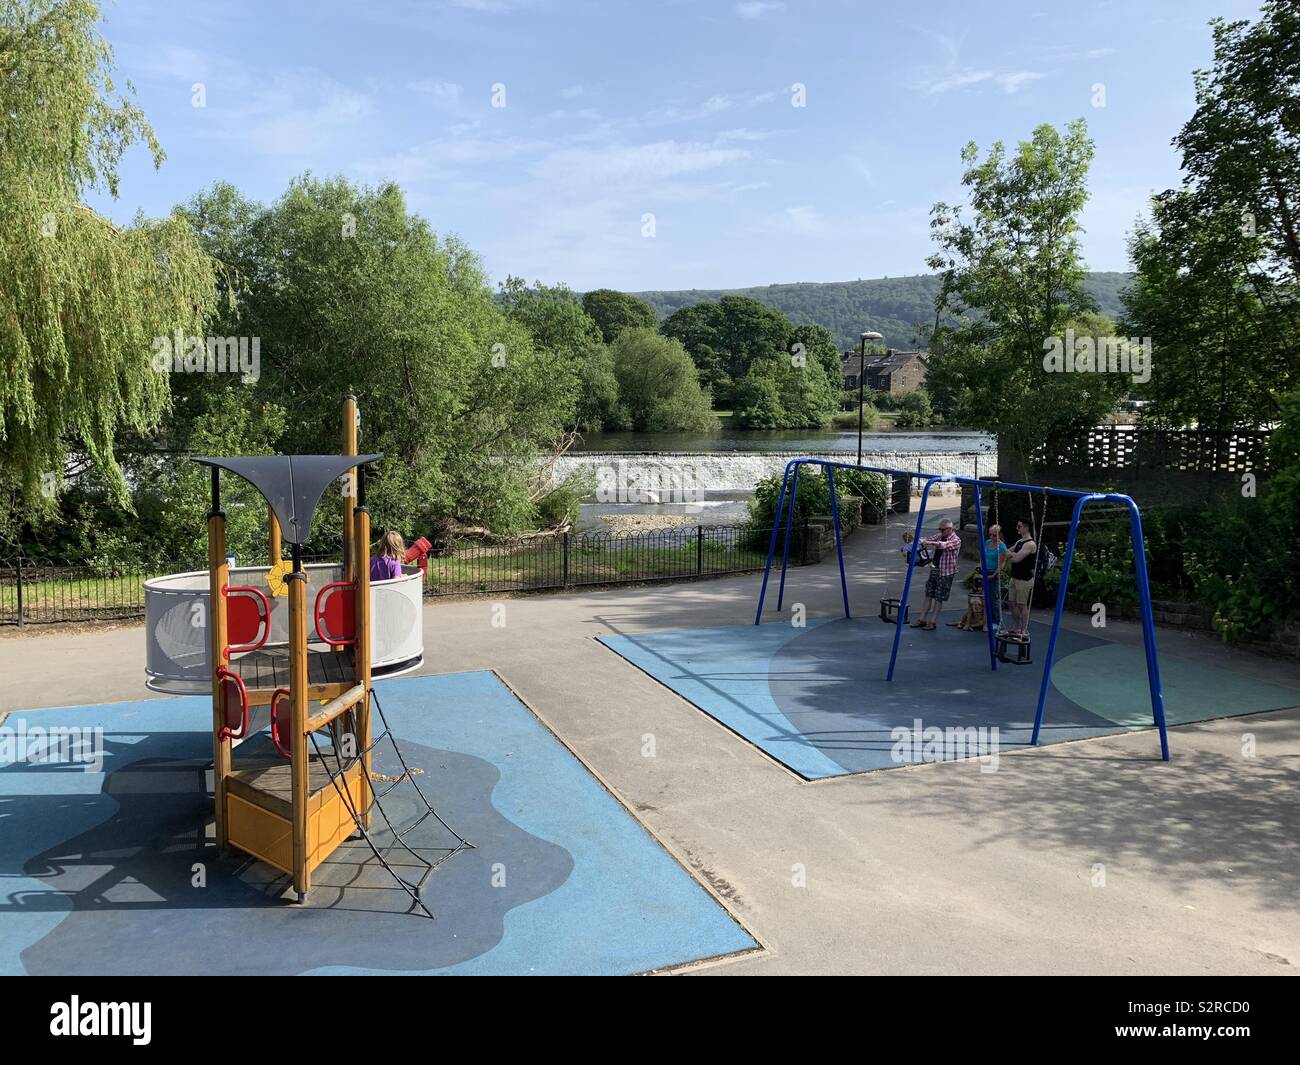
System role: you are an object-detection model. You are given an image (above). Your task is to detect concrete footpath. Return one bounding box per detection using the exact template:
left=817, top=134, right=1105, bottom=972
left=4, top=506, right=1299, bottom=975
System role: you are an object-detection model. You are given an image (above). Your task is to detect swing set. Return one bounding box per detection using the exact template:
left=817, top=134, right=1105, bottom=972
left=754, top=457, right=1170, bottom=761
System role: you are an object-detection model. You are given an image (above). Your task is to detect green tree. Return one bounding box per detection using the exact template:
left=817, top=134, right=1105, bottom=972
left=610, top=328, right=718, bottom=432
left=924, top=120, right=1124, bottom=475
left=659, top=301, right=727, bottom=400
left=1175, top=2, right=1300, bottom=283
left=895, top=388, right=934, bottom=428
left=580, top=288, right=657, bottom=343
left=0, top=0, right=221, bottom=504
left=791, top=323, right=843, bottom=381
left=1123, top=191, right=1294, bottom=429
left=1121, top=4, right=1300, bottom=433
left=1266, top=386, right=1300, bottom=531
left=500, top=277, right=622, bottom=431
left=733, top=353, right=839, bottom=430
left=661, top=296, right=794, bottom=409
left=182, top=176, right=579, bottom=534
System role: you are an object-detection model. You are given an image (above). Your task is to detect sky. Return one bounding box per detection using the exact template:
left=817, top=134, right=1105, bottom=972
left=86, top=0, right=1268, bottom=292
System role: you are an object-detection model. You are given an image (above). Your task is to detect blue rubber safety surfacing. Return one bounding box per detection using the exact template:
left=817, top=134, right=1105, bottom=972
left=0, top=670, right=756, bottom=975
left=599, top=618, right=1300, bottom=780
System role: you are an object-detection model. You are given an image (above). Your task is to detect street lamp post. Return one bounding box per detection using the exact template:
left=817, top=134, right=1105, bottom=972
left=857, top=331, right=883, bottom=466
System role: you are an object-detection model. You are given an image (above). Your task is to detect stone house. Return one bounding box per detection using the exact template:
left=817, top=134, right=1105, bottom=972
left=841, top=349, right=928, bottom=395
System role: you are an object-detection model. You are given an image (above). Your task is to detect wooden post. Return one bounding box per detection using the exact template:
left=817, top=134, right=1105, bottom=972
left=353, top=502, right=372, bottom=829
left=342, top=395, right=358, bottom=580
left=207, top=511, right=230, bottom=849
left=268, top=507, right=282, bottom=567
left=288, top=560, right=310, bottom=901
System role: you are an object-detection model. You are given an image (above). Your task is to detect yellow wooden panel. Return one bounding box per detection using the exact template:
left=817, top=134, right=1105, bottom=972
left=227, top=792, right=292, bottom=875
left=306, top=762, right=368, bottom=871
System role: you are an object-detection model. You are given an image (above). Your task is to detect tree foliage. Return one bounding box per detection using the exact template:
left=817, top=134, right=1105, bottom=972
left=610, top=328, right=718, bottom=433
left=661, top=295, right=794, bottom=410
left=924, top=120, right=1126, bottom=471
left=1175, top=2, right=1300, bottom=282
left=1123, top=191, right=1295, bottom=429
left=180, top=177, right=579, bottom=535
left=0, top=0, right=221, bottom=505
left=1123, top=4, right=1300, bottom=431
left=580, top=288, right=656, bottom=343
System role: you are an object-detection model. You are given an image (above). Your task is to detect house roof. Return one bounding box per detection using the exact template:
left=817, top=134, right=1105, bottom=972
left=840, top=350, right=927, bottom=374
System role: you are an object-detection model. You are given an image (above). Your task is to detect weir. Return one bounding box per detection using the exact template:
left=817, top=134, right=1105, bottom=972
left=551, top=449, right=996, bottom=502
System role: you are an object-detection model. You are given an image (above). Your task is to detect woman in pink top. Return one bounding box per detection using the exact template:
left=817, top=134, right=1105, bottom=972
left=369, top=531, right=406, bottom=582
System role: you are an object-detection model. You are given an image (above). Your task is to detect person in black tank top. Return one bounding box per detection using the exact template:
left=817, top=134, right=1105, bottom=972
left=1005, top=518, right=1037, bottom=637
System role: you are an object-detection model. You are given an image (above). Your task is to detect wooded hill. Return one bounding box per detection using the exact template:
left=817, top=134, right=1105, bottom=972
left=635, top=272, right=1133, bottom=350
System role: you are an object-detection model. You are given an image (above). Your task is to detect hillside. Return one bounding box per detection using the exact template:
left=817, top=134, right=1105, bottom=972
left=635, top=272, right=1133, bottom=351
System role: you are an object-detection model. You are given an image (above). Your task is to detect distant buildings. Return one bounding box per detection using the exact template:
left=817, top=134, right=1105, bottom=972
left=841, top=349, right=928, bottom=396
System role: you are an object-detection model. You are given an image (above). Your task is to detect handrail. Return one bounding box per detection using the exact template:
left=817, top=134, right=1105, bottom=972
left=269, top=687, right=292, bottom=758
left=221, top=584, right=272, bottom=657
left=216, top=667, right=249, bottom=740
left=314, top=580, right=357, bottom=646
left=306, top=684, right=366, bottom=733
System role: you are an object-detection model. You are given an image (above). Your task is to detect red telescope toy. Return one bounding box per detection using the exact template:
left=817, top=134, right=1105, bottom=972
left=404, top=536, right=432, bottom=576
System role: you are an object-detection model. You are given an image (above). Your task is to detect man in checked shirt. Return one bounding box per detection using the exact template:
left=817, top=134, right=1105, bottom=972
left=911, top=517, right=961, bottom=631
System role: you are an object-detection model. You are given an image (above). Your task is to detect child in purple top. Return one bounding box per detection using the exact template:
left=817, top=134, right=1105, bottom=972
left=370, top=531, right=406, bottom=582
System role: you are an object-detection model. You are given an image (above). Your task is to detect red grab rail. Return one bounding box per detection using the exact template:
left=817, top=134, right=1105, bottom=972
left=313, top=581, right=356, bottom=646
left=269, top=687, right=292, bottom=759
left=216, top=667, right=249, bottom=740
left=222, top=584, right=272, bottom=658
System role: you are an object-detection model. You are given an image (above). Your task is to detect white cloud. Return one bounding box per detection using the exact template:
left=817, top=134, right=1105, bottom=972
left=410, top=79, right=464, bottom=104
left=995, top=71, right=1043, bottom=93
left=531, top=139, right=749, bottom=188
left=192, top=71, right=372, bottom=158
left=918, top=67, right=1042, bottom=96
left=734, top=1, right=784, bottom=18
left=921, top=69, right=994, bottom=94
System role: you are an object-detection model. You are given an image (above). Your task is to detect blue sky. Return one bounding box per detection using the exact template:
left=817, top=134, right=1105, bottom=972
left=89, top=0, right=1265, bottom=291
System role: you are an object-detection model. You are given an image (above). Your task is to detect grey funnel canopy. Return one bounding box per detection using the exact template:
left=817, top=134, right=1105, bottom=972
left=193, top=454, right=382, bottom=546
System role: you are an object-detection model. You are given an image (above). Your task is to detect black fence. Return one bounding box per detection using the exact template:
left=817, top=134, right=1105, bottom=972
left=424, top=522, right=779, bottom=596
left=0, top=522, right=784, bottom=625
left=0, top=556, right=192, bottom=626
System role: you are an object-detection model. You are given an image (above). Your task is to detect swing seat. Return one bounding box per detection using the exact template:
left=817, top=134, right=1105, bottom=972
left=996, top=631, right=1033, bottom=664
left=879, top=597, right=909, bottom=624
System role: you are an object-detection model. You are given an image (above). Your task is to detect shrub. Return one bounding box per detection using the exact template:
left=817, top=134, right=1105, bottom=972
left=831, top=404, right=879, bottom=431
left=894, top=388, right=933, bottom=428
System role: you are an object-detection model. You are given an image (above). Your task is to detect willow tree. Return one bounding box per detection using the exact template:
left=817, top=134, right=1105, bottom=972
left=0, top=0, right=220, bottom=504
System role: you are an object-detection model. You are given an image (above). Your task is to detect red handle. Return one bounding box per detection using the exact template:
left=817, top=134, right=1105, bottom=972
left=269, top=687, right=292, bottom=758
left=216, top=667, right=249, bottom=741
left=314, top=581, right=357, bottom=646
left=222, top=584, right=272, bottom=658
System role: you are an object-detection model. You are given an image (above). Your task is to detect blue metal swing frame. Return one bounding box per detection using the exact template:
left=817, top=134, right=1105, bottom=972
left=753, top=457, right=1170, bottom=761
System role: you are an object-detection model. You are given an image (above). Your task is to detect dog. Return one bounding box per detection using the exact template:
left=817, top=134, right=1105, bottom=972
left=949, top=591, right=987, bottom=631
